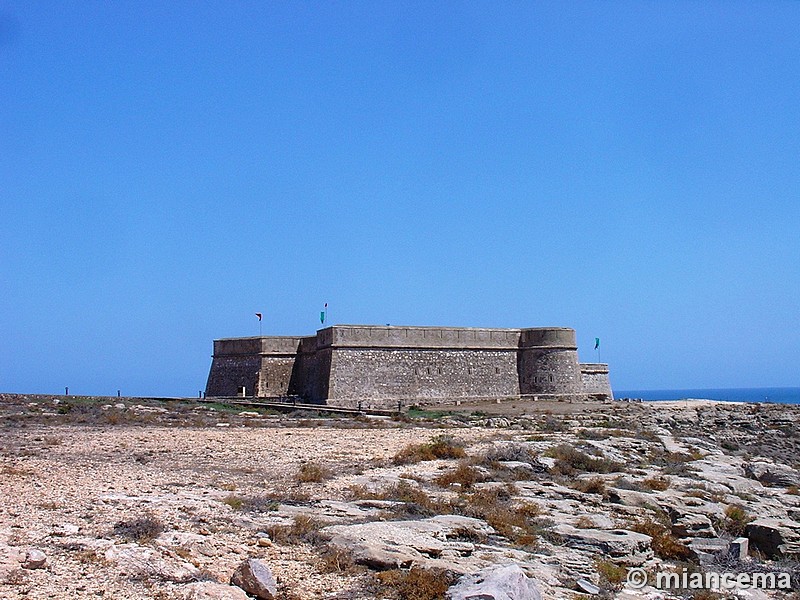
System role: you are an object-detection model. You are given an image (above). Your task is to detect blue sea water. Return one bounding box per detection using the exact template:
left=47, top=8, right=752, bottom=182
left=614, top=387, right=800, bottom=405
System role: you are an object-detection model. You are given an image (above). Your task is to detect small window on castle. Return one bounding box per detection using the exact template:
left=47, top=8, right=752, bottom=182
left=437, top=367, right=442, bottom=375
left=549, top=374, right=554, bottom=382
left=468, top=367, right=473, bottom=375
left=495, top=367, right=501, bottom=374
left=426, top=367, right=431, bottom=375
left=414, top=367, right=419, bottom=375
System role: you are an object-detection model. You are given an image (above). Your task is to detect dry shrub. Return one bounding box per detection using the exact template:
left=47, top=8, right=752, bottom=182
left=393, top=435, right=466, bottom=465
left=632, top=520, right=692, bottom=560
left=574, top=516, right=595, bottom=529
left=296, top=461, right=332, bottom=483
left=595, top=558, right=627, bottom=590
left=643, top=476, right=670, bottom=491
left=457, top=485, right=543, bottom=547
left=434, top=463, right=482, bottom=489
left=318, top=545, right=357, bottom=574
left=376, top=566, right=454, bottom=600
left=572, top=477, right=607, bottom=495
left=720, top=504, right=753, bottom=537
left=222, top=494, right=244, bottom=510
left=545, top=444, right=623, bottom=476
left=481, top=442, right=535, bottom=463
left=113, top=514, right=164, bottom=543
left=266, top=515, right=324, bottom=545
left=787, top=485, right=799, bottom=496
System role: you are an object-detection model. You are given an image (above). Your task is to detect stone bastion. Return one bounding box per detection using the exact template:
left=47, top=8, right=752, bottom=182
left=204, top=325, right=613, bottom=410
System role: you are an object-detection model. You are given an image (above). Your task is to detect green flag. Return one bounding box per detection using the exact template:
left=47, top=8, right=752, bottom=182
left=594, top=337, right=600, bottom=350
left=320, top=311, right=325, bottom=324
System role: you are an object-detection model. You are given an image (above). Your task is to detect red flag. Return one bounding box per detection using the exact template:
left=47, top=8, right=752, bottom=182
left=255, top=313, right=262, bottom=321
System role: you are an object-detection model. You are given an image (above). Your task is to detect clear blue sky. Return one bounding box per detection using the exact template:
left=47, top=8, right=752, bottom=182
left=2, top=1, right=798, bottom=396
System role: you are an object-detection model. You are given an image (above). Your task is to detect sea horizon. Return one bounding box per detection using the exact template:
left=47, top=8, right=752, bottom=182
left=614, top=386, right=800, bottom=405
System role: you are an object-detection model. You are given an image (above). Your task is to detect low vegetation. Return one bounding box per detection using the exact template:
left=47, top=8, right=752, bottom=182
left=393, top=435, right=467, bottom=465
left=112, top=514, right=164, bottom=544
left=265, top=515, right=324, bottom=545
left=595, top=558, right=627, bottom=590
left=375, top=566, right=454, bottom=600
left=719, top=504, right=753, bottom=537
left=296, top=461, right=332, bottom=483
left=545, top=444, right=624, bottom=476
left=631, top=519, right=692, bottom=560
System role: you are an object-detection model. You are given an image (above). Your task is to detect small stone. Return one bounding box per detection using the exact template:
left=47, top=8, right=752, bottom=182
left=577, top=578, right=601, bottom=595
left=230, top=558, right=277, bottom=600
left=182, top=582, right=250, bottom=600
left=257, top=538, right=272, bottom=547
left=23, top=548, right=47, bottom=569
left=729, top=537, right=749, bottom=559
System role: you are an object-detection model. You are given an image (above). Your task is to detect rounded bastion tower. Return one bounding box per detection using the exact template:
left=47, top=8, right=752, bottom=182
left=517, top=328, right=584, bottom=400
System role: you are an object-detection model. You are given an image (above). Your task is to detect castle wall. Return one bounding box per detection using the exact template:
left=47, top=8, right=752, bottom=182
left=580, top=363, right=614, bottom=401
left=205, top=336, right=307, bottom=398
left=518, top=328, right=583, bottom=399
left=326, top=348, right=520, bottom=409
left=206, top=354, right=262, bottom=397
left=205, top=325, right=610, bottom=406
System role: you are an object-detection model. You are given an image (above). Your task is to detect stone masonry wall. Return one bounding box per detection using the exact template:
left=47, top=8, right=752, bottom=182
left=205, top=355, right=261, bottom=397
left=326, top=348, right=520, bottom=409
left=518, top=348, right=584, bottom=398
left=206, top=325, right=610, bottom=406
left=580, top=364, right=613, bottom=400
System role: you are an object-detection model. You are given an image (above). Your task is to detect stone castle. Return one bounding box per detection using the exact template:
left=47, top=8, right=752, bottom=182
left=205, top=325, right=613, bottom=409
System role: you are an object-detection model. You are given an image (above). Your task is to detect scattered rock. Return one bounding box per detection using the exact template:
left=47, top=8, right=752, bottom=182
left=744, top=461, right=800, bottom=487
left=230, top=558, right=277, bottom=600
left=670, top=512, right=717, bottom=538
left=745, top=518, right=800, bottom=558
left=182, top=582, right=251, bottom=600
left=447, top=564, right=542, bottom=600
left=551, top=525, right=653, bottom=565
left=576, top=578, right=601, bottom=595
left=22, top=548, right=46, bottom=569
left=324, top=515, right=495, bottom=571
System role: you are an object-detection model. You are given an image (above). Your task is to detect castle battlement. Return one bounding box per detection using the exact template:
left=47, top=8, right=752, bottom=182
left=205, top=325, right=613, bottom=409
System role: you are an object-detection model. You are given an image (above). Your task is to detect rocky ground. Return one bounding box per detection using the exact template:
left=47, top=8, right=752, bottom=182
left=1, top=394, right=799, bottom=600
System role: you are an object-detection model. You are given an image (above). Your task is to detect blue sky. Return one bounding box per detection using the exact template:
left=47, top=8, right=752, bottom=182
left=2, top=1, right=798, bottom=396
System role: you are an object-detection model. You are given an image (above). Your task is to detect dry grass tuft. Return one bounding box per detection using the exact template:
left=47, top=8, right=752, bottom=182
left=572, top=477, right=607, bottom=495
left=376, top=566, right=454, bottom=600
left=296, top=461, right=332, bottom=483
left=393, top=435, right=466, bottom=465
left=265, top=515, right=324, bottom=545
left=719, top=504, right=753, bottom=537
left=456, top=485, right=543, bottom=547
left=631, top=519, right=692, bottom=560
left=595, top=558, right=627, bottom=590
left=112, top=514, right=164, bottom=544
left=787, top=485, right=799, bottom=496
left=434, top=463, right=483, bottom=489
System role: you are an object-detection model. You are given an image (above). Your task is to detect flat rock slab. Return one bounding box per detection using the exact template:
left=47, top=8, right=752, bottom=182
left=744, top=462, right=800, bottom=488
left=745, top=518, right=800, bottom=558
left=323, top=515, right=495, bottom=571
left=552, top=525, right=653, bottom=566
left=447, top=564, right=542, bottom=600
